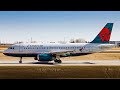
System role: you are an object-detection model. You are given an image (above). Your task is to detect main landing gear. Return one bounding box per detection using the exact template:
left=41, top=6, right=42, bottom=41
left=53, top=54, right=62, bottom=63
left=54, top=59, right=62, bottom=63
left=19, top=57, right=22, bottom=63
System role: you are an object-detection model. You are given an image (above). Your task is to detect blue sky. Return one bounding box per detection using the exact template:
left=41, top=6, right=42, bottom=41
left=0, top=11, right=120, bottom=43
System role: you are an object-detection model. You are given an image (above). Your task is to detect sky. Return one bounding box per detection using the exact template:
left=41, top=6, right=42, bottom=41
left=0, top=11, right=120, bottom=43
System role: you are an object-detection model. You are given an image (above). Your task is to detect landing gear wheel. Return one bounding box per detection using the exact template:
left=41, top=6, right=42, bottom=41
left=54, top=59, right=62, bottom=63
left=19, top=61, right=22, bottom=63
left=19, top=57, right=22, bottom=63
left=57, top=60, right=62, bottom=63
left=54, top=59, right=58, bottom=63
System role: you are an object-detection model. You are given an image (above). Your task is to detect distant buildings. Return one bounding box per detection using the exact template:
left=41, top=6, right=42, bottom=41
left=109, top=41, right=120, bottom=47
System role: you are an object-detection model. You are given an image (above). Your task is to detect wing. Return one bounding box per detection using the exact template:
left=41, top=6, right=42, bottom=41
left=48, top=49, right=74, bottom=55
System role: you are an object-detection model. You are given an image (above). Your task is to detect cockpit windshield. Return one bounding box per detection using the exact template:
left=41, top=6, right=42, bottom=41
left=8, top=47, right=14, bottom=49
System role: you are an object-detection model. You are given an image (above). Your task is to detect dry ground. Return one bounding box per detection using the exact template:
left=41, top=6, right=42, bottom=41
left=0, top=66, right=119, bottom=79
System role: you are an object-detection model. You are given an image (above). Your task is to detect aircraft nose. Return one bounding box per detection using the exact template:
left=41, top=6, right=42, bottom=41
left=3, top=50, right=6, bottom=55
left=3, top=50, right=9, bottom=55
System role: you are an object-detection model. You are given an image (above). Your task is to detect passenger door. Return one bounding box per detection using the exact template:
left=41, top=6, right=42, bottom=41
left=19, top=45, right=23, bottom=52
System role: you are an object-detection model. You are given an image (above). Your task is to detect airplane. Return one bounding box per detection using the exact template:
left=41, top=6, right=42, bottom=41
left=3, top=23, right=115, bottom=63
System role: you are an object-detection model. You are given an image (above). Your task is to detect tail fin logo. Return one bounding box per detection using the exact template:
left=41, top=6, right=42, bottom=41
left=99, top=28, right=111, bottom=42
left=90, top=23, right=113, bottom=43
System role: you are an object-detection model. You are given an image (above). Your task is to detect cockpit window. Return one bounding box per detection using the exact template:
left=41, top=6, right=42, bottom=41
left=8, top=47, right=14, bottom=49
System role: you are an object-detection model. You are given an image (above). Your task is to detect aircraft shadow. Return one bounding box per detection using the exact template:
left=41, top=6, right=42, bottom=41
left=0, top=61, right=95, bottom=65
left=0, top=62, right=54, bottom=65
left=31, top=61, right=95, bottom=65
left=31, top=62, right=54, bottom=65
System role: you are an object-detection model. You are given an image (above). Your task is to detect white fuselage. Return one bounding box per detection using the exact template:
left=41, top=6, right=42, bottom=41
left=3, top=42, right=115, bottom=57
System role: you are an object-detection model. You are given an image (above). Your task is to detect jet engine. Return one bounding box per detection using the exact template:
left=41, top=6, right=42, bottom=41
left=37, top=54, right=54, bottom=61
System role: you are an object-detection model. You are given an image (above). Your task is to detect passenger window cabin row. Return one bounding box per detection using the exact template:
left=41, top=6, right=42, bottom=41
left=8, top=45, right=93, bottom=50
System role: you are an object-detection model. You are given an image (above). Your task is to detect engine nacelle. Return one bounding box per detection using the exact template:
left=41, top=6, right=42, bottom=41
left=37, top=54, right=54, bottom=61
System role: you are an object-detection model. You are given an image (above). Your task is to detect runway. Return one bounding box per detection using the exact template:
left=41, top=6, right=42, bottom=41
left=0, top=60, right=120, bottom=66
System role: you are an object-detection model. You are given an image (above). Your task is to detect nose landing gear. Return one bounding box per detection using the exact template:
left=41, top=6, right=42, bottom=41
left=19, top=57, right=22, bottom=63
